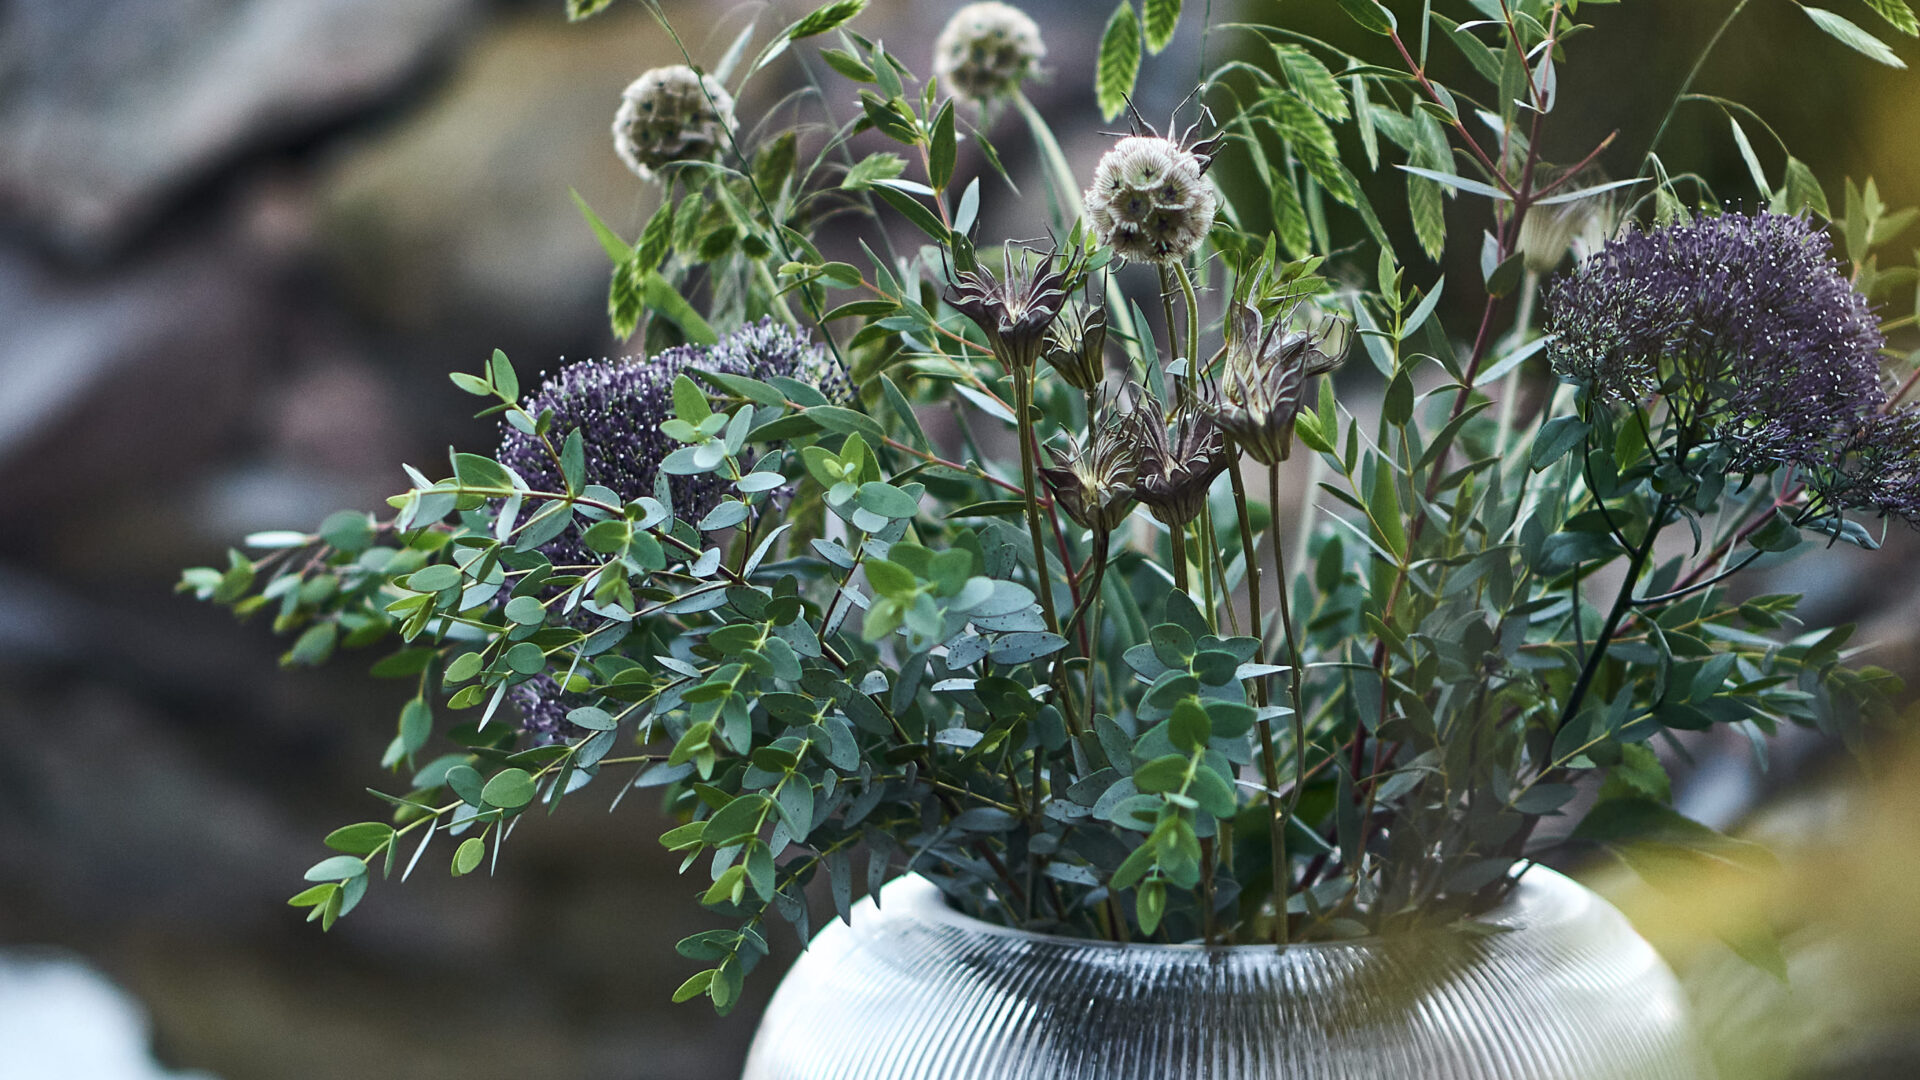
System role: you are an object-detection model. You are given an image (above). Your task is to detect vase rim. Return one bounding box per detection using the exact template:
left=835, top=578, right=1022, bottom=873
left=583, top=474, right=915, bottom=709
left=856, top=863, right=1595, bottom=955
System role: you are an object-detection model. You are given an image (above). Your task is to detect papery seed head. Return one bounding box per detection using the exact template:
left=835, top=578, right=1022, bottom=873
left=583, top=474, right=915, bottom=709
left=1084, top=136, right=1218, bottom=265
left=613, top=65, right=737, bottom=181
left=933, top=2, right=1046, bottom=105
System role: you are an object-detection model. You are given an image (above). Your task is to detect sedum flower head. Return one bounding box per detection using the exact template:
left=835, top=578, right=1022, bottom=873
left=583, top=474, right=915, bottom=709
left=497, top=319, right=842, bottom=569
left=933, top=2, right=1045, bottom=105
left=1084, top=135, right=1219, bottom=265
left=1121, top=384, right=1232, bottom=526
left=1210, top=302, right=1348, bottom=466
left=946, top=244, right=1075, bottom=371
left=612, top=65, right=736, bottom=182
left=1545, top=211, right=1886, bottom=473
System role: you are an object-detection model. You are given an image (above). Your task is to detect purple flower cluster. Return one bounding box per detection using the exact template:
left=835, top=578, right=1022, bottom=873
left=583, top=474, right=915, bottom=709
left=1821, top=405, right=1920, bottom=525
left=1546, top=212, right=1886, bottom=473
left=497, top=318, right=845, bottom=738
left=497, top=318, right=843, bottom=571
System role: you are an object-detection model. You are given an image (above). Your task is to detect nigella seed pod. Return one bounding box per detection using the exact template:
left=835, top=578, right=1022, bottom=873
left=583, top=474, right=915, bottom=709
left=1084, top=135, right=1219, bottom=265
left=1210, top=302, right=1349, bottom=466
left=933, top=2, right=1046, bottom=106
left=946, top=245, right=1075, bottom=372
left=1041, top=301, right=1108, bottom=392
left=1121, top=384, right=1232, bottom=527
left=612, top=65, right=737, bottom=182
left=1040, top=403, right=1139, bottom=534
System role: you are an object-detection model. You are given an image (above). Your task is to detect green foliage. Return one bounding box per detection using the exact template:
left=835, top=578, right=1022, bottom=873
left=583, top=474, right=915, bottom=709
left=1096, top=2, right=1142, bottom=121
left=180, top=0, right=1920, bottom=1013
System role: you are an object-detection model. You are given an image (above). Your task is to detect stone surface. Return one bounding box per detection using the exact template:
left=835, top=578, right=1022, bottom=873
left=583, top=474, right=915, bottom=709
left=0, top=0, right=474, bottom=258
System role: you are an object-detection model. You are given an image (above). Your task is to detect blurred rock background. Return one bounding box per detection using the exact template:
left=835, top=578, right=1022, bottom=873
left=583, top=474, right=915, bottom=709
left=0, top=1, right=1915, bottom=1078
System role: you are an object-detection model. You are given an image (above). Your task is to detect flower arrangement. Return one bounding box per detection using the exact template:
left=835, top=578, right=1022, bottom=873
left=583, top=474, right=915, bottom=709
left=184, top=0, right=1920, bottom=1013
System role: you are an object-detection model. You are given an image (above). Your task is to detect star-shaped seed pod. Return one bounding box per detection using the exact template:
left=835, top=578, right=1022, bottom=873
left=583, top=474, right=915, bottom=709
left=1040, top=401, right=1139, bottom=534
left=1121, top=384, right=1233, bottom=527
left=1041, top=299, right=1108, bottom=392
left=945, top=244, right=1077, bottom=372
left=1210, top=302, right=1349, bottom=466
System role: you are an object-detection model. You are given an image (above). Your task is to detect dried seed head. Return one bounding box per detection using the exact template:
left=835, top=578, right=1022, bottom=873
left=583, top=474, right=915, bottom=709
left=933, top=2, right=1046, bottom=105
left=1041, top=300, right=1108, bottom=392
left=612, top=65, right=737, bottom=182
left=1084, top=136, right=1219, bottom=265
left=1211, top=302, right=1348, bottom=465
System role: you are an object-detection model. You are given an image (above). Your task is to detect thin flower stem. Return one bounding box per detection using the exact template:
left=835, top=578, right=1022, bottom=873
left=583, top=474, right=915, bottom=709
left=1193, top=514, right=1218, bottom=632
left=1269, top=465, right=1309, bottom=816
left=1169, top=526, right=1190, bottom=594
left=1640, top=0, right=1755, bottom=175
left=1013, top=366, right=1063, bottom=635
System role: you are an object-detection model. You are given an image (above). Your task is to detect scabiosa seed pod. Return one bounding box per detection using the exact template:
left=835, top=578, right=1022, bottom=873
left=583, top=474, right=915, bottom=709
left=1041, top=300, right=1107, bottom=392
left=1545, top=211, right=1886, bottom=473
left=612, top=65, right=736, bottom=182
left=933, top=2, right=1045, bottom=105
left=1084, top=135, right=1220, bottom=265
left=1210, top=302, right=1348, bottom=466
left=496, top=319, right=843, bottom=571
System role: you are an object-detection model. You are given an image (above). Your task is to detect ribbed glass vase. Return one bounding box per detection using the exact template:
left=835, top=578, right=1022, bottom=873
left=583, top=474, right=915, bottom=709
left=741, top=868, right=1708, bottom=1079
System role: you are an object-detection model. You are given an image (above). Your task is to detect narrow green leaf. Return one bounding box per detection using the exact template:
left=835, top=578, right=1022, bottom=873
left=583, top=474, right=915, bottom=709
left=1096, top=2, right=1143, bottom=121
left=1368, top=465, right=1406, bottom=560
left=929, top=101, right=957, bottom=190
left=1728, top=116, right=1770, bottom=200
left=1143, top=0, right=1182, bottom=53
left=1863, top=0, right=1919, bottom=35
left=1803, top=6, right=1907, bottom=67
left=1334, top=0, right=1396, bottom=35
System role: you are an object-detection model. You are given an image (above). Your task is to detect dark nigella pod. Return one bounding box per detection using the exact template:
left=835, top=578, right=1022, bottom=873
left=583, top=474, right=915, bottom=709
left=1545, top=211, right=1886, bottom=473
left=945, top=244, right=1076, bottom=372
left=1039, top=397, right=1138, bottom=533
left=1123, top=383, right=1232, bottom=527
left=1210, top=301, right=1348, bottom=466
left=1040, top=300, right=1108, bottom=392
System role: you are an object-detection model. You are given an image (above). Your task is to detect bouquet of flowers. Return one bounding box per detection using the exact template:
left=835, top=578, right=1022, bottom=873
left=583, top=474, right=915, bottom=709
left=184, top=0, right=1919, bottom=1011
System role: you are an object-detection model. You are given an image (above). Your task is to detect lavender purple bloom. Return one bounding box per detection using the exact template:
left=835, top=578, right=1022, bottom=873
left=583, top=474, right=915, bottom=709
left=1817, top=405, right=1920, bottom=527
left=1546, top=212, right=1886, bottom=473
